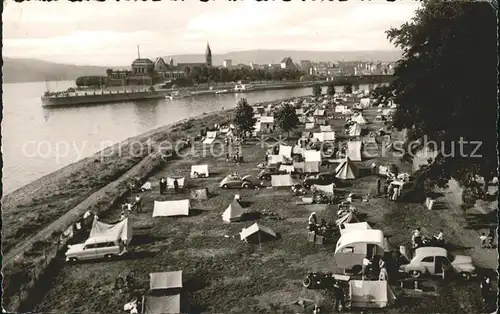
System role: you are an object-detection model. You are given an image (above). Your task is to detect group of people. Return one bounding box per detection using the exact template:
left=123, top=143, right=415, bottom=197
left=307, top=212, right=337, bottom=237
left=159, top=177, right=180, bottom=194
left=479, top=228, right=496, bottom=248
left=411, top=227, right=445, bottom=248
left=362, top=255, right=389, bottom=281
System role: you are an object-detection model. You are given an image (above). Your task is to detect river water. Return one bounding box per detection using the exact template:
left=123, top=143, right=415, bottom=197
left=2, top=81, right=382, bottom=194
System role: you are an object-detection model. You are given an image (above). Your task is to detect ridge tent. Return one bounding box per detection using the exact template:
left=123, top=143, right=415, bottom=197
left=142, top=295, right=180, bottom=314
left=348, top=123, right=362, bottom=137
left=268, top=154, right=284, bottom=165
left=167, top=177, right=185, bottom=189
left=150, top=271, right=183, bottom=290
left=349, top=280, right=396, bottom=308
left=279, top=145, right=293, bottom=159
left=293, top=161, right=320, bottom=174
left=203, top=131, right=217, bottom=144
left=335, top=211, right=358, bottom=226
left=313, top=183, right=335, bottom=194
left=271, top=174, right=294, bottom=187
left=190, top=165, right=209, bottom=178
left=314, top=131, right=335, bottom=142
left=89, top=217, right=133, bottom=245
left=335, top=157, right=358, bottom=180
left=304, top=150, right=322, bottom=162
left=190, top=188, right=209, bottom=200
left=240, top=223, right=277, bottom=243
left=305, top=123, right=315, bottom=130
left=339, top=221, right=372, bottom=235
left=347, top=141, right=362, bottom=161
left=153, top=199, right=190, bottom=217
left=319, top=125, right=332, bottom=132
left=222, top=200, right=244, bottom=222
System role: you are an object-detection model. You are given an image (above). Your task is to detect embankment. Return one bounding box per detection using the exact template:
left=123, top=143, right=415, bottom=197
left=1, top=109, right=235, bottom=312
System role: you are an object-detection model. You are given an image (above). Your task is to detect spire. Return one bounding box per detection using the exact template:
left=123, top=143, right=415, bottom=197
left=205, top=41, right=212, bottom=67
left=137, top=45, right=140, bottom=59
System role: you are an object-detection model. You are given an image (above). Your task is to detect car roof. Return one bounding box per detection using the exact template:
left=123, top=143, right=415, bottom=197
left=414, top=247, right=447, bottom=257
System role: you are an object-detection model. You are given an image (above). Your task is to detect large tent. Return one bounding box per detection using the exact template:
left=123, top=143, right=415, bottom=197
left=240, top=223, right=277, bottom=242
left=222, top=200, right=245, bottom=222
left=167, top=177, right=185, bottom=189
left=190, top=188, right=209, bottom=200
left=142, top=295, right=180, bottom=314
left=271, top=174, right=294, bottom=187
left=150, top=271, right=183, bottom=290
left=335, top=157, right=358, bottom=180
left=347, top=141, right=362, bottom=161
left=89, top=217, right=133, bottom=244
left=268, top=154, right=284, bottom=165
left=349, top=280, right=396, bottom=308
left=293, top=161, right=320, bottom=173
left=304, top=150, right=322, bottom=162
left=279, top=145, right=293, bottom=159
left=203, top=131, right=217, bottom=144
left=153, top=199, right=190, bottom=217
left=190, top=165, right=209, bottom=178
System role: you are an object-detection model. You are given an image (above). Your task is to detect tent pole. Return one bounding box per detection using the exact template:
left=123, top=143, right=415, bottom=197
left=258, top=231, right=262, bottom=250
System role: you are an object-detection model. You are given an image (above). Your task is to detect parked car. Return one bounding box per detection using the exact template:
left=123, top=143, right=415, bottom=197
left=257, top=167, right=280, bottom=180
left=303, top=172, right=338, bottom=188
left=399, top=247, right=477, bottom=280
left=219, top=174, right=254, bottom=189
left=66, top=236, right=126, bottom=262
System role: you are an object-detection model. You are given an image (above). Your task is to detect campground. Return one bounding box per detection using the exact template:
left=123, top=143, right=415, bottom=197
left=34, top=97, right=497, bottom=313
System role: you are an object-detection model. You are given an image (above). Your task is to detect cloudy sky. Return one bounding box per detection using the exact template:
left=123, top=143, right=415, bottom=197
left=3, top=0, right=420, bottom=66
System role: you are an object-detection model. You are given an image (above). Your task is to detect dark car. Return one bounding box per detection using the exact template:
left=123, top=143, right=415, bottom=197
left=303, top=172, right=338, bottom=188
left=257, top=167, right=280, bottom=180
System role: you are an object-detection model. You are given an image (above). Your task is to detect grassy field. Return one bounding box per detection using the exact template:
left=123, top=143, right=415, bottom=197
left=29, top=100, right=498, bottom=313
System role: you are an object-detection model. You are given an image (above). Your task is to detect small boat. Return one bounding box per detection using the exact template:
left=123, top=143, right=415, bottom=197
left=215, top=89, right=230, bottom=94
left=166, top=91, right=187, bottom=100
left=234, top=84, right=254, bottom=92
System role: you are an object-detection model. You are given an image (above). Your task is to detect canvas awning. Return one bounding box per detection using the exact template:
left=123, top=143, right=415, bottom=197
left=153, top=200, right=190, bottom=217
left=142, top=295, right=180, bottom=314
left=89, top=217, right=133, bottom=244
left=190, top=165, right=209, bottom=178
left=222, top=200, right=244, bottom=222
left=150, top=271, right=183, bottom=290
left=167, top=177, right=185, bottom=188
left=271, top=174, right=294, bottom=187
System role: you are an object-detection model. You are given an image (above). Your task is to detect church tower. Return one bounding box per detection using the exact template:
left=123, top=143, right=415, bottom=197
left=205, top=42, right=212, bottom=67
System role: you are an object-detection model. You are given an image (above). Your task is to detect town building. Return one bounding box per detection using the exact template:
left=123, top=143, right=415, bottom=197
left=223, top=59, right=232, bottom=69
left=280, top=57, right=297, bottom=70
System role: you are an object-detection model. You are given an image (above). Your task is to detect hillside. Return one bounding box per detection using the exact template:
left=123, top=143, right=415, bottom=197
left=165, top=49, right=403, bottom=66
left=2, top=58, right=110, bottom=83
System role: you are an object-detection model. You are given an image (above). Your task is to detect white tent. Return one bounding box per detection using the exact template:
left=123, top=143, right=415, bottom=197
left=150, top=271, right=183, bottom=290
left=203, top=131, right=217, bottom=144
left=295, top=108, right=304, bottom=115
left=190, top=165, right=209, bottom=178
left=349, top=280, right=396, bottom=308
left=313, top=131, right=335, bottom=142
left=240, top=223, right=277, bottom=242
left=142, top=295, right=180, bottom=314
left=319, top=125, right=332, bottom=132
left=279, top=164, right=295, bottom=173
left=141, top=182, right=152, bottom=191
left=89, top=217, right=133, bottom=244
left=271, top=174, right=294, bottom=187
left=313, top=183, right=334, bottom=194
left=348, top=123, right=362, bottom=137
left=153, top=199, right=190, bottom=217
left=279, top=145, right=293, bottom=158
left=167, top=177, right=185, bottom=188
left=305, top=122, right=315, bottom=129
left=222, top=200, right=244, bottom=222
left=335, top=105, right=347, bottom=113
left=304, top=150, right=322, bottom=162
left=335, top=157, right=358, bottom=180
left=292, top=145, right=303, bottom=155
left=268, top=154, right=284, bottom=165
left=347, top=141, right=362, bottom=161
left=293, top=161, right=320, bottom=173
left=340, top=221, right=372, bottom=235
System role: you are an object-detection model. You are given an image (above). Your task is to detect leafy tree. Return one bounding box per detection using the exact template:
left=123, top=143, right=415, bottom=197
left=275, top=103, right=299, bottom=136
left=326, top=84, right=336, bottom=96
left=233, top=98, right=256, bottom=138
left=386, top=1, right=497, bottom=203
left=343, top=84, right=353, bottom=94
left=312, top=84, right=322, bottom=97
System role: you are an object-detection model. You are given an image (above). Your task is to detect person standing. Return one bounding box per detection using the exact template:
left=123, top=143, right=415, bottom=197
left=135, top=195, right=142, bottom=212
left=173, top=178, right=179, bottom=193
left=159, top=177, right=166, bottom=195
left=376, top=178, right=381, bottom=196
left=371, top=162, right=377, bottom=174
left=333, top=280, right=345, bottom=312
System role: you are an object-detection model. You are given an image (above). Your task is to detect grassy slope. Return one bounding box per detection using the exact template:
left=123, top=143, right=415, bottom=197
left=33, top=103, right=497, bottom=313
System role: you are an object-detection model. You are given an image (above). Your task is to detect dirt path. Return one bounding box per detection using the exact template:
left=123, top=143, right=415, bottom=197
left=2, top=153, right=160, bottom=268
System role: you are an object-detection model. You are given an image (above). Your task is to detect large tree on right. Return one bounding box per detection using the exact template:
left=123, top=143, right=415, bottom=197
left=386, top=1, right=497, bottom=203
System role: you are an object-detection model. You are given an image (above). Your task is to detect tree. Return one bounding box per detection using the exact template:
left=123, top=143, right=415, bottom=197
left=326, top=84, right=336, bottom=96
left=385, top=1, right=497, bottom=203
left=233, top=98, right=256, bottom=138
left=343, top=84, right=353, bottom=94
left=275, top=103, right=299, bottom=136
left=312, top=84, right=322, bottom=97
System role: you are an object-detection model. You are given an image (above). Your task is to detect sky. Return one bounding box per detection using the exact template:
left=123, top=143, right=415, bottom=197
left=3, top=0, right=420, bottom=67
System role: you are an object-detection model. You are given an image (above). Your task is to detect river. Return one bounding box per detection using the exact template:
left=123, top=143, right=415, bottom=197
left=2, top=81, right=384, bottom=194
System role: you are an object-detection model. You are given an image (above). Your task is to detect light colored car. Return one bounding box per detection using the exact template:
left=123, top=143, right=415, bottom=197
left=219, top=174, right=254, bottom=189
left=65, top=235, right=126, bottom=262
left=399, top=247, right=477, bottom=280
